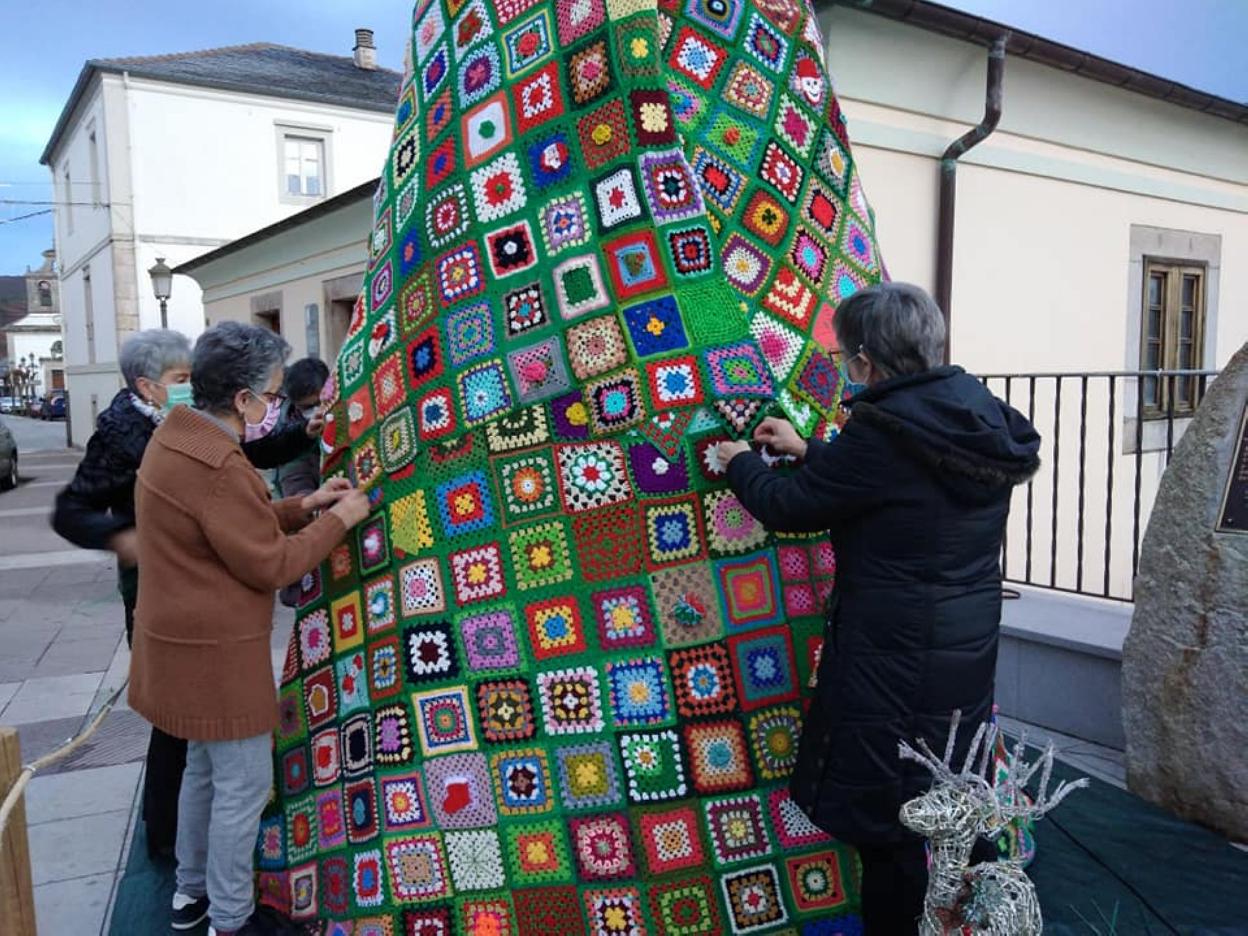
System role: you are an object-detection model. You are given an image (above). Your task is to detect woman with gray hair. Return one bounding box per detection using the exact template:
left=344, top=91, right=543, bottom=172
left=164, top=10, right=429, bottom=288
left=52, top=327, right=332, bottom=863
left=717, top=282, right=1041, bottom=934
left=128, top=322, right=367, bottom=936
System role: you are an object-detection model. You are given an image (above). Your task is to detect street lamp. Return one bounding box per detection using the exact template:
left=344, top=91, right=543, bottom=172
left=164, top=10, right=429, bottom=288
left=148, top=257, right=173, bottom=328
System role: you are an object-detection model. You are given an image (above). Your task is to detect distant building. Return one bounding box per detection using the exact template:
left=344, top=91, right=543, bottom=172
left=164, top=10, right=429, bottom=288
left=1, top=249, right=64, bottom=401
left=40, top=32, right=402, bottom=443
left=177, top=180, right=376, bottom=366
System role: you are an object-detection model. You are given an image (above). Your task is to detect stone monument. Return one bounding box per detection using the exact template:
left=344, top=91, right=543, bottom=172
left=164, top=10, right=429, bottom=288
left=1123, top=341, right=1248, bottom=840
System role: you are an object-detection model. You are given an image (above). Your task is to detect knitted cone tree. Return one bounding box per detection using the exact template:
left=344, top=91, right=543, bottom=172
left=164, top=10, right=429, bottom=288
left=260, top=1, right=885, bottom=932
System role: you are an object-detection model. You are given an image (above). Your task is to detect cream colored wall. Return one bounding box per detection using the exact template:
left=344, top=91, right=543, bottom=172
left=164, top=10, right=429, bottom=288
left=819, top=6, right=1248, bottom=598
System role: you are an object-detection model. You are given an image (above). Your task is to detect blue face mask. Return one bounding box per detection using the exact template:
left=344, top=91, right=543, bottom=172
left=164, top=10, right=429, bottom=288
left=838, top=348, right=868, bottom=398
left=164, top=382, right=194, bottom=411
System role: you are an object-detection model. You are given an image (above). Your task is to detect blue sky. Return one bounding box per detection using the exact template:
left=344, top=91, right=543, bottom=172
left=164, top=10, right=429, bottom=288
left=2, top=0, right=1245, bottom=275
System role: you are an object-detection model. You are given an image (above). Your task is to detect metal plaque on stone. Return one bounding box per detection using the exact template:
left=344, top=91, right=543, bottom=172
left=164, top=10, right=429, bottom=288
left=1215, top=402, right=1248, bottom=534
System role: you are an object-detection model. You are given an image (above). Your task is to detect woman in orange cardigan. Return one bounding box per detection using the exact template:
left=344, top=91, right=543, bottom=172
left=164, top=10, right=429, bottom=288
left=129, top=322, right=369, bottom=936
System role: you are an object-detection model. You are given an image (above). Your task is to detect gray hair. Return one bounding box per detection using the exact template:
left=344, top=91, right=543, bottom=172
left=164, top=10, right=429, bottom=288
left=833, top=282, right=947, bottom=379
left=119, top=329, right=192, bottom=392
left=191, top=322, right=290, bottom=414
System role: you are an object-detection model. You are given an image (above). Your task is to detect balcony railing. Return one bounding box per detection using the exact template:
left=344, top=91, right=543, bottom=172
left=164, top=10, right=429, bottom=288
left=977, top=369, right=1220, bottom=602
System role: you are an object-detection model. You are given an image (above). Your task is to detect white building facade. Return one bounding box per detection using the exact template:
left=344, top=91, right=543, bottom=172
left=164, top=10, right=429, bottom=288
left=819, top=1, right=1248, bottom=598
left=41, top=39, right=402, bottom=443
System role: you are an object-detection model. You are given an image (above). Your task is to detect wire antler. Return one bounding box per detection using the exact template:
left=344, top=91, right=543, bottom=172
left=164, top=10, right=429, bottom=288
left=993, top=736, right=1090, bottom=826
left=897, top=710, right=1001, bottom=787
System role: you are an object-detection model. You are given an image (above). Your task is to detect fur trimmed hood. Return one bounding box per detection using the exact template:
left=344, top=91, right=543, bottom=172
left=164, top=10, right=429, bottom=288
left=847, top=366, right=1041, bottom=504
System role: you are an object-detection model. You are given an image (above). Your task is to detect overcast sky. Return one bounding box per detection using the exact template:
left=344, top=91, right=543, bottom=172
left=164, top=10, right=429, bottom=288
left=2, top=0, right=1245, bottom=273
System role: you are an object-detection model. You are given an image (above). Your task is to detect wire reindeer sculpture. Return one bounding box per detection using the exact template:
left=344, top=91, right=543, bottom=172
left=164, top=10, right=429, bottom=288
left=898, top=711, right=1089, bottom=935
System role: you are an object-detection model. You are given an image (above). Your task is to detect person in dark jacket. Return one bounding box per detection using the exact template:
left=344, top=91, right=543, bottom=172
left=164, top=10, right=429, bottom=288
left=717, top=283, right=1040, bottom=934
left=51, top=328, right=323, bottom=859
left=274, top=357, right=329, bottom=608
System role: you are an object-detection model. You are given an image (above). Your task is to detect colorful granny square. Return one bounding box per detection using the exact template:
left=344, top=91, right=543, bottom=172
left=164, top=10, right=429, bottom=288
left=618, top=729, right=687, bottom=803
left=403, top=621, right=459, bottom=684
left=470, top=151, right=527, bottom=221
left=539, top=191, right=592, bottom=254
left=603, top=229, right=668, bottom=300
left=591, top=585, right=657, bottom=651
left=685, top=719, right=755, bottom=794
left=650, top=561, right=723, bottom=647
left=491, top=746, right=554, bottom=815
left=593, top=167, right=645, bottom=231
left=411, top=685, right=477, bottom=756
left=486, top=221, right=538, bottom=279
left=552, top=253, right=611, bottom=320
left=425, top=752, right=496, bottom=829
left=728, top=625, right=798, bottom=710
left=445, top=829, right=506, bottom=891
left=649, top=876, right=722, bottom=935
left=605, top=656, right=673, bottom=726
left=638, top=805, right=706, bottom=875
left=715, top=552, right=783, bottom=629
left=584, top=888, right=645, bottom=936
left=622, top=296, right=688, bottom=358
left=385, top=835, right=450, bottom=904
left=537, top=666, right=604, bottom=736
left=748, top=705, right=802, bottom=780
left=577, top=98, right=630, bottom=170
left=787, top=851, right=847, bottom=912
left=768, top=789, right=835, bottom=849
left=627, top=440, right=691, bottom=495
left=565, top=315, right=628, bottom=380
left=330, top=593, right=365, bottom=653
left=381, top=771, right=431, bottom=831
left=505, top=819, right=572, bottom=884
left=571, top=502, right=644, bottom=581
left=508, top=520, right=574, bottom=590
left=503, top=8, right=553, bottom=76
left=643, top=497, right=706, bottom=568
left=721, top=863, right=789, bottom=932
left=310, top=730, right=339, bottom=788
left=527, top=128, right=576, bottom=189
left=435, top=469, right=496, bottom=538
left=399, top=558, right=447, bottom=617
left=705, top=794, right=770, bottom=865
left=445, top=302, right=497, bottom=366
left=495, top=449, right=558, bottom=522
left=476, top=678, right=536, bottom=742
left=555, top=440, right=630, bottom=512
left=570, top=813, right=636, bottom=880
left=448, top=542, right=507, bottom=604
left=703, top=490, right=769, bottom=555
left=458, top=606, right=523, bottom=672
left=525, top=595, right=586, bottom=659
left=553, top=739, right=622, bottom=810
left=462, top=94, right=512, bottom=167
left=669, top=643, right=738, bottom=717
left=667, top=225, right=715, bottom=278
left=458, top=360, right=513, bottom=425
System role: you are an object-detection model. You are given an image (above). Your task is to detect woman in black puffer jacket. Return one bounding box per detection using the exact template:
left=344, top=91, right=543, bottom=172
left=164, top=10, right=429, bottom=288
left=718, top=283, right=1040, bottom=934
left=52, top=328, right=320, bottom=858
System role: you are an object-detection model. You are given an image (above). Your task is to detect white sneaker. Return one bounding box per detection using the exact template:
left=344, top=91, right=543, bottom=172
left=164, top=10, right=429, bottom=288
left=171, top=891, right=210, bottom=930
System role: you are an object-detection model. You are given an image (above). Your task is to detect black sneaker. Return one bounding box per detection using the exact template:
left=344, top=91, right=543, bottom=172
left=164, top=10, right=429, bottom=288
left=171, top=892, right=210, bottom=931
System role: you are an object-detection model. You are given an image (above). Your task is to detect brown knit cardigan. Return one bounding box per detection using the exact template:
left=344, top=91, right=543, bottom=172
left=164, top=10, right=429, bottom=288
left=128, top=406, right=345, bottom=741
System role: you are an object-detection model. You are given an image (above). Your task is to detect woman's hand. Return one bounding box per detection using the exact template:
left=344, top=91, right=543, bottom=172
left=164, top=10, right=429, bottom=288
left=304, top=409, right=325, bottom=439
left=715, top=440, right=752, bottom=471
left=109, top=529, right=139, bottom=568
left=328, top=489, right=371, bottom=529
left=302, top=477, right=352, bottom=513
left=753, top=417, right=807, bottom=458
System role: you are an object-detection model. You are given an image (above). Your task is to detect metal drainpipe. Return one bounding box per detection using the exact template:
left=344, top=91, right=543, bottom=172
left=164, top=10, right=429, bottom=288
left=935, top=35, right=1007, bottom=362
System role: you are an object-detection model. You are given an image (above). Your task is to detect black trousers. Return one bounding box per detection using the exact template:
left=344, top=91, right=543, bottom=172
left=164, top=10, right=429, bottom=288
left=856, top=837, right=999, bottom=934
left=125, top=593, right=188, bottom=858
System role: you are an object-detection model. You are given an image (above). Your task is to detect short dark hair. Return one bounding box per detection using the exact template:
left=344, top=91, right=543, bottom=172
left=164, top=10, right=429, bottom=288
left=284, top=357, right=330, bottom=401
left=833, top=282, right=946, bottom=379
left=191, top=322, right=290, bottom=414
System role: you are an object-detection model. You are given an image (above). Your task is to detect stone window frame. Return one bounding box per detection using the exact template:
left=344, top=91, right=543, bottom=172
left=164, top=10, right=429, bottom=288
left=1124, top=225, right=1221, bottom=454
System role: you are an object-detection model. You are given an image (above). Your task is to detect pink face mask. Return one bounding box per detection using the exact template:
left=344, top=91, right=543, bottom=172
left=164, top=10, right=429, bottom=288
left=244, top=392, right=283, bottom=442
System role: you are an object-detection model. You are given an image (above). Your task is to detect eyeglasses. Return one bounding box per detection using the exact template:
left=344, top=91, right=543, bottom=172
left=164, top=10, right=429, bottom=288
left=249, top=388, right=287, bottom=406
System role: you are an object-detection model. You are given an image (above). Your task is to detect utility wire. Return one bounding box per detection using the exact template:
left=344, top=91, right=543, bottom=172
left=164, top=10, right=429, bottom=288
left=0, top=209, right=54, bottom=225
left=0, top=199, right=114, bottom=208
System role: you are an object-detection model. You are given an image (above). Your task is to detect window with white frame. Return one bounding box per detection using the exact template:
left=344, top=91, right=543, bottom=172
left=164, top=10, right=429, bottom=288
left=282, top=135, right=325, bottom=198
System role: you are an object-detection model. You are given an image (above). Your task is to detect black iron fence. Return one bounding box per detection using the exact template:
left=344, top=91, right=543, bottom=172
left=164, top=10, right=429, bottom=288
left=977, top=369, right=1220, bottom=602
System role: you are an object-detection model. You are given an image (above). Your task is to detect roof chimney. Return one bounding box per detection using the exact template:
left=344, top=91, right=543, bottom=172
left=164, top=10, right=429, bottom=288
left=353, top=28, right=376, bottom=70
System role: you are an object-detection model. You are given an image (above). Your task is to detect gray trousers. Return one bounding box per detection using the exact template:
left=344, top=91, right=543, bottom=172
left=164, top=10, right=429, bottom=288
left=175, top=733, right=273, bottom=931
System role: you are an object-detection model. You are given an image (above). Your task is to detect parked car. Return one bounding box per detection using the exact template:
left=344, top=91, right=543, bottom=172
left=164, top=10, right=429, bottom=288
left=0, top=417, right=17, bottom=490
left=39, top=392, right=66, bottom=420
left=24, top=398, right=42, bottom=418
left=0, top=397, right=20, bottom=414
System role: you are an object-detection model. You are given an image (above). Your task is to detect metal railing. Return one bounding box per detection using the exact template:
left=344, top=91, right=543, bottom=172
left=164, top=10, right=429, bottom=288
left=978, top=369, right=1219, bottom=602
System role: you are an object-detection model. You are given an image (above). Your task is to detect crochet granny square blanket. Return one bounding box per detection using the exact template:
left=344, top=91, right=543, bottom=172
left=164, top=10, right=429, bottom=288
left=261, top=1, right=884, bottom=932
